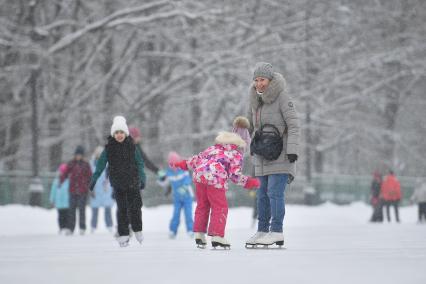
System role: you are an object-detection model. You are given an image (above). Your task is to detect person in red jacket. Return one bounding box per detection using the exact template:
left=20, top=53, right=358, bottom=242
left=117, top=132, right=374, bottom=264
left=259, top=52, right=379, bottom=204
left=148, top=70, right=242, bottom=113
left=61, top=146, right=92, bottom=234
left=380, top=170, right=402, bottom=223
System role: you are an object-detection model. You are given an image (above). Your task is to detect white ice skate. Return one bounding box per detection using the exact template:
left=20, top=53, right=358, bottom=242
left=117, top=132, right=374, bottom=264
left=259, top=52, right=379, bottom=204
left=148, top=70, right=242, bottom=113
left=255, top=232, right=284, bottom=248
left=117, top=235, right=130, bottom=247
left=134, top=231, right=143, bottom=244
left=211, top=236, right=231, bottom=249
left=245, top=231, right=268, bottom=248
left=194, top=232, right=207, bottom=249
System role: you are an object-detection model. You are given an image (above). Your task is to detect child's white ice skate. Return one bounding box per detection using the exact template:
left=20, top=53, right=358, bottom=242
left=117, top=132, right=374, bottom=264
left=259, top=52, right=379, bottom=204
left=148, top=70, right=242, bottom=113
left=194, top=232, right=207, bottom=249
left=117, top=235, right=130, bottom=247
left=134, top=231, right=143, bottom=244
left=211, top=236, right=231, bottom=250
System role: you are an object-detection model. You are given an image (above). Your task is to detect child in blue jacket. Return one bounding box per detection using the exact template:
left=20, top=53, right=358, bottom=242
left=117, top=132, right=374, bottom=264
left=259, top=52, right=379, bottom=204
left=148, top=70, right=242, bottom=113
left=50, top=163, right=70, bottom=234
left=158, top=152, right=194, bottom=238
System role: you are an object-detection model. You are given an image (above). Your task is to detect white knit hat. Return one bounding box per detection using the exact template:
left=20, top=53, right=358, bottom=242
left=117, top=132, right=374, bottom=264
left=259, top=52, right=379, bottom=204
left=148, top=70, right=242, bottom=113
left=110, top=116, right=129, bottom=136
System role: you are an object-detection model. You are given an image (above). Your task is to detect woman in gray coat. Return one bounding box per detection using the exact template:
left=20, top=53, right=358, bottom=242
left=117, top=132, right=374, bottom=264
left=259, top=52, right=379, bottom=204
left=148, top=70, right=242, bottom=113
left=246, top=62, right=300, bottom=247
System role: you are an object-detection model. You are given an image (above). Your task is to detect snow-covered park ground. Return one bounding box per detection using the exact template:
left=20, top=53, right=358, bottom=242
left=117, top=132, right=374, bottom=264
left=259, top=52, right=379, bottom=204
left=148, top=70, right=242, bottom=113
left=0, top=202, right=425, bottom=284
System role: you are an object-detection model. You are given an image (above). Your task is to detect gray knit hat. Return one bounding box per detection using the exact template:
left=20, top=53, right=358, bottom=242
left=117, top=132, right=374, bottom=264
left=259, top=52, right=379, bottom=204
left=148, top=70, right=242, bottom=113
left=253, top=62, right=273, bottom=80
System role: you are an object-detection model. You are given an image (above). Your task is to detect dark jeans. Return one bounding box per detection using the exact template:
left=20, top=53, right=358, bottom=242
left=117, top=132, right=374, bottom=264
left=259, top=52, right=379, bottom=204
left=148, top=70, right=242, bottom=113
left=384, top=200, right=400, bottom=222
left=57, top=209, right=69, bottom=230
left=115, top=188, right=143, bottom=236
left=91, top=207, right=113, bottom=229
left=418, top=202, right=426, bottom=222
left=68, top=194, right=87, bottom=232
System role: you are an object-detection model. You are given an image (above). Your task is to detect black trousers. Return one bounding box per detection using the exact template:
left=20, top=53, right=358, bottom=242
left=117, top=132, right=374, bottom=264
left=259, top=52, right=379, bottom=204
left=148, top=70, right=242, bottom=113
left=418, top=202, right=426, bottom=222
left=57, top=209, right=69, bottom=230
left=115, top=188, right=143, bottom=236
left=68, top=194, right=87, bottom=232
left=384, top=200, right=400, bottom=222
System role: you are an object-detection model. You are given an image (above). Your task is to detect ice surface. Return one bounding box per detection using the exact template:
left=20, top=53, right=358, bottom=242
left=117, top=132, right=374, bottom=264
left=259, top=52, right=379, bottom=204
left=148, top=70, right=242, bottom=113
left=0, top=203, right=425, bottom=284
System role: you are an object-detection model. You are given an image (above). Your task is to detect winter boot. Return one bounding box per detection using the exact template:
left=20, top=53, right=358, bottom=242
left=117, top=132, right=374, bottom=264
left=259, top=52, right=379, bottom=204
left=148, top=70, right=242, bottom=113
left=211, top=236, right=231, bottom=249
left=134, top=231, right=143, bottom=244
left=245, top=231, right=268, bottom=248
left=117, top=235, right=130, bottom=247
left=255, top=232, right=284, bottom=247
left=194, top=232, right=207, bottom=248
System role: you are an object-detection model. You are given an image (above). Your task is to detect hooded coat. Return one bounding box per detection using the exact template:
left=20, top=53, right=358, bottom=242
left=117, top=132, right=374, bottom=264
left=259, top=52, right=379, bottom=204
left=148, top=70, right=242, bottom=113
left=248, top=72, right=300, bottom=177
left=186, top=131, right=249, bottom=190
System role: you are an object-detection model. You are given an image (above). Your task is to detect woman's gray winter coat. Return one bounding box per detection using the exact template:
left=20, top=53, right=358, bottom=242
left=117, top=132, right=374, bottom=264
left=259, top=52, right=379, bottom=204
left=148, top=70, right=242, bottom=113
left=247, top=72, right=300, bottom=177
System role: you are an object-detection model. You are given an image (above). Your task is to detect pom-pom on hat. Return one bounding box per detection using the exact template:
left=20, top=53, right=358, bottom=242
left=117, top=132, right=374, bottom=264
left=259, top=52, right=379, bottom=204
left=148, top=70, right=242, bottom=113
left=110, top=116, right=129, bottom=136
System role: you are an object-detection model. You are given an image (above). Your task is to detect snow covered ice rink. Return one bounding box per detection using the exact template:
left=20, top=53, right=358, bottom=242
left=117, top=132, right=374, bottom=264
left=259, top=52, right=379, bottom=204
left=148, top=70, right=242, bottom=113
left=1, top=202, right=425, bottom=284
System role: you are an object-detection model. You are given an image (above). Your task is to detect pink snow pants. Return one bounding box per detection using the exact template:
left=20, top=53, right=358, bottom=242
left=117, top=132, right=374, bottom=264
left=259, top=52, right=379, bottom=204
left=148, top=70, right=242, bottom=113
left=193, top=182, right=228, bottom=237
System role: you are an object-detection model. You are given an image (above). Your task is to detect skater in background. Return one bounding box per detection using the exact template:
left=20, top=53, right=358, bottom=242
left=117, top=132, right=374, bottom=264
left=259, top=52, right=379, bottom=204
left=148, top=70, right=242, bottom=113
left=370, top=171, right=383, bottom=222
left=129, top=126, right=162, bottom=176
left=380, top=170, right=402, bottom=223
left=89, top=146, right=114, bottom=233
left=61, top=146, right=92, bottom=235
left=246, top=62, right=300, bottom=247
left=170, top=122, right=260, bottom=249
left=410, top=179, right=426, bottom=223
left=90, top=116, right=146, bottom=247
left=158, top=151, right=194, bottom=239
left=49, top=163, right=70, bottom=234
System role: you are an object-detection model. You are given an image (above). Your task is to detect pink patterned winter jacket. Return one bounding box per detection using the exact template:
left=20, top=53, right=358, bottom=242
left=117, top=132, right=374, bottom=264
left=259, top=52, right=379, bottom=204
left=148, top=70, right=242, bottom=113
left=186, top=132, right=249, bottom=190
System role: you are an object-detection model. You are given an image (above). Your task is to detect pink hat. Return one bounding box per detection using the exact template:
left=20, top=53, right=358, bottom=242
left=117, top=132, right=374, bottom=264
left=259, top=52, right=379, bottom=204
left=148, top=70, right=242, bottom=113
left=58, top=163, right=68, bottom=175
left=168, top=151, right=182, bottom=165
left=129, top=127, right=141, bottom=139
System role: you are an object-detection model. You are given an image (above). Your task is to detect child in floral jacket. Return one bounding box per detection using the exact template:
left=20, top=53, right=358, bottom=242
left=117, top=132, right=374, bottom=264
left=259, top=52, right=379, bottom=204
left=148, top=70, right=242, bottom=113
left=171, top=117, right=260, bottom=248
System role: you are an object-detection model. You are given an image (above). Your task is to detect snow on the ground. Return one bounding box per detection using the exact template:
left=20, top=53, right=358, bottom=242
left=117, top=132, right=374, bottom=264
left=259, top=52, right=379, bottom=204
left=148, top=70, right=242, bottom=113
left=0, top=202, right=425, bottom=284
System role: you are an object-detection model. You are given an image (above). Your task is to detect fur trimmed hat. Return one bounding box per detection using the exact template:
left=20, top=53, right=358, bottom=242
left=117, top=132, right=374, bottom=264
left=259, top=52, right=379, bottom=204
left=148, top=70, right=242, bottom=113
left=215, top=131, right=246, bottom=148
left=110, top=116, right=129, bottom=136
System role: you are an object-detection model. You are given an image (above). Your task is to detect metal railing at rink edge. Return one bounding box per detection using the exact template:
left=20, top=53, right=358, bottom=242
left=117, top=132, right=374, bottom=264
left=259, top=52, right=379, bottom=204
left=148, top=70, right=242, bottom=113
left=0, top=171, right=420, bottom=208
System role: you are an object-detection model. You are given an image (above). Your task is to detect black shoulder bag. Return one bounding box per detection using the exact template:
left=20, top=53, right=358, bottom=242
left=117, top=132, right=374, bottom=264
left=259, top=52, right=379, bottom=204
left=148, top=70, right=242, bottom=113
left=250, top=123, right=283, bottom=161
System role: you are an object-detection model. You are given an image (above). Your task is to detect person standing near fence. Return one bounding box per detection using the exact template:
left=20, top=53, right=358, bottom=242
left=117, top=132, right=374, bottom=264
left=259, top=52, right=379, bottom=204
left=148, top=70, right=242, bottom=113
left=410, top=179, right=426, bottom=223
left=60, top=146, right=92, bottom=235
left=49, top=163, right=70, bottom=234
left=370, top=171, right=383, bottom=222
left=246, top=62, right=300, bottom=248
left=89, top=146, right=114, bottom=233
left=380, top=170, right=402, bottom=223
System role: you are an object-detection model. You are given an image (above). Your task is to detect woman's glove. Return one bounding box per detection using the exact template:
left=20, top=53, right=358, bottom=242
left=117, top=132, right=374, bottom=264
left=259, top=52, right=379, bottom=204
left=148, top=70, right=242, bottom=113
left=287, top=154, right=298, bottom=163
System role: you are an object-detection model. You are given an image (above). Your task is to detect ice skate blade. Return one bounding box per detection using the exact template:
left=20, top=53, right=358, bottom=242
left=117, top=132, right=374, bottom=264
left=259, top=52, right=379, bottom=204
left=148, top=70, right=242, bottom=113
left=196, top=244, right=207, bottom=249
left=119, top=242, right=129, bottom=248
left=211, top=242, right=231, bottom=250
left=247, top=242, right=286, bottom=249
